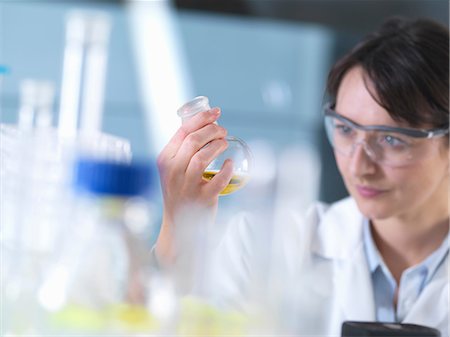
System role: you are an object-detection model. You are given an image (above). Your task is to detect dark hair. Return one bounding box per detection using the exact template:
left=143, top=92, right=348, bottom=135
left=326, top=17, right=449, bottom=129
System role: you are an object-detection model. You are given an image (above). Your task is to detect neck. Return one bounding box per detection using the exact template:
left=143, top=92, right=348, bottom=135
left=371, top=198, right=449, bottom=283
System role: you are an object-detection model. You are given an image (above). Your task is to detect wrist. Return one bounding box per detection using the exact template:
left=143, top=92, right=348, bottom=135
left=154, top=218, right=176, bottom=267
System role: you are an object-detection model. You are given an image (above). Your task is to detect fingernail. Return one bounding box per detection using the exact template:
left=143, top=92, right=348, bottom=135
left=210, top=107, right=220, bottom=115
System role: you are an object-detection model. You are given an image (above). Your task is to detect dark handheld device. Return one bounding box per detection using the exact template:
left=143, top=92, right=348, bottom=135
left=341, top=321, right=441, bottom=337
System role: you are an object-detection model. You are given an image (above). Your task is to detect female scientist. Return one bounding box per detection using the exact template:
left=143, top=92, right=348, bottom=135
left=154, top=17, right=449, bottom=335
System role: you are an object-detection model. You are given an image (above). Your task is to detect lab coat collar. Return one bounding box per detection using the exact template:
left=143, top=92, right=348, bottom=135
left=310, top=197, right=376, bottom=322
left=332, top=242, right=376, bottom=322
left=311, top=197, right=365, bottom=260
left=403, top=253, right=449, bottom=332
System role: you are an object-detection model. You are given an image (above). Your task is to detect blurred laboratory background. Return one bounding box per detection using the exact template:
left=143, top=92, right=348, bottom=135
left=0, top=1, right=448, bottom=335
left=1, top=0, right=448, bottom=204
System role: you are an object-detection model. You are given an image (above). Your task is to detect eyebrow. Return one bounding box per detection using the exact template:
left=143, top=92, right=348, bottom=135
left=333, top=111, right=400, bottom=130
left=330, top=103, right=409, bottom=129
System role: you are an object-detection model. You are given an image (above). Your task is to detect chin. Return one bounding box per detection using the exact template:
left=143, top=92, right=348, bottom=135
left=352, top=194, right=397, bottom=220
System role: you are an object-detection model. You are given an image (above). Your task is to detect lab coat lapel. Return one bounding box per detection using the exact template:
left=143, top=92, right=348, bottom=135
left=333, top=243, right=376, bottom=322
left=312, top=198, right=376, bottom=325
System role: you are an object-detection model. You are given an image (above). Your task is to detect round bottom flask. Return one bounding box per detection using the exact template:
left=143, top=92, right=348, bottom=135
left=177, top=96, right=251, bottom=195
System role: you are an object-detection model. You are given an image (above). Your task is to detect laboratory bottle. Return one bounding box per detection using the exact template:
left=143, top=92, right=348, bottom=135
left=177, top=96, right=252, bottom=195
left=38, top=158, right=158, bottom=334
left=1, top=79, right=62, bottom=337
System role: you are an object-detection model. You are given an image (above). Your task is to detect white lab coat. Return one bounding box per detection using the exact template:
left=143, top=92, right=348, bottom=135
left=206, top=197, right=448, bottom=336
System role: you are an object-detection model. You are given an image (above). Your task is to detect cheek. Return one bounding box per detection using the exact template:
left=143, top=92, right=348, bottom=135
left=334, top=153, right=346, bottom=175
left=334, top=153, right=353, bottom=185
left=388, top=156, right=449, bottom=197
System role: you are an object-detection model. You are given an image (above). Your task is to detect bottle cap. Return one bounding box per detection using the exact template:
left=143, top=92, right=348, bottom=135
left=177, top=96, right=211, bottom=122
left=73, top=158, right=154, bottom=197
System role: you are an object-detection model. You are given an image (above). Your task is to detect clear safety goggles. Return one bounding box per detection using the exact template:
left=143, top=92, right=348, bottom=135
left=324, top=103, right=449, bottom=167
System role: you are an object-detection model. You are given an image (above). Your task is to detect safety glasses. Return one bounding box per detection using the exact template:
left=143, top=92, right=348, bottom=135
left=323, top=103, right=449, bottom=167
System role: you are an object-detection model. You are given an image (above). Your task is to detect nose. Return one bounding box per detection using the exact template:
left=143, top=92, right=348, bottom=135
left=349, top=142, right=377, bottom=177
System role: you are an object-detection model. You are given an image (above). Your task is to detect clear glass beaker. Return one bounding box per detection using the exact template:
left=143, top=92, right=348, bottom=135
left=177, top=96, right=251, bottom=195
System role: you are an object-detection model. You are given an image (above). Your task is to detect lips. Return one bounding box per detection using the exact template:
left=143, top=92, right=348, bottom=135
left=356, top=185, right=387, bottom=198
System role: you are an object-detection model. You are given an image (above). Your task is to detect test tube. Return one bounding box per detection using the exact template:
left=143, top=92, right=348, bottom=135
left=79, top=12, right=111, bottom=136
left=58, top=11, right=111, bottom=138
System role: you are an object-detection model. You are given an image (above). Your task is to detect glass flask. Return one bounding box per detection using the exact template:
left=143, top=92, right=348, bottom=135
left=177, top=96, right=252, bottom=195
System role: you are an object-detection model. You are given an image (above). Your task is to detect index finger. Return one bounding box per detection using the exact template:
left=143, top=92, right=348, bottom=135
left=160, top=108, right=221, bottom=160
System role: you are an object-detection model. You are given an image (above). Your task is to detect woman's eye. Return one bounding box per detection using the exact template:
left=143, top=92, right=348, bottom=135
left=335, top=124, right=354, bottom=136
left=381, top=134, right=409, bottom=148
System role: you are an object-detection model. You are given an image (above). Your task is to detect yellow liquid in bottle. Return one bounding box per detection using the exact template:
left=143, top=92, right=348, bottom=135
left=202, top=170, right=248, bottom=195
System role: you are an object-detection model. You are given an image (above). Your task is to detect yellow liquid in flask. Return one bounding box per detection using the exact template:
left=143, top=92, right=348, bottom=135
left=202, top=170, right=248, bottom=195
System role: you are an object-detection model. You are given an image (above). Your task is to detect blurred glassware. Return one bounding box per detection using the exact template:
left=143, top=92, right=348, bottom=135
left=0, top=9, right=132, bottom=335
left=0, top=91, right=132, bottom=336
left=38, top=158, right=156, bottom=334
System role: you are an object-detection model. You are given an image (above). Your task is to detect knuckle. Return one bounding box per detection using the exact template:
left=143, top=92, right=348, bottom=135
left=178, top=124, right=189, bottom=136
left=219, top=126, right=227, bottom=136
left=191, top=155, right=208, bottom=171
left=210, top=124, right=226, bottom=136
left=178, top=125, right=190, bottom=138
left=212, top=138, right=227, bottom=150
left=157, top=153, right=167, bottom=170
left=185, top=133, right=201, bottom=147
